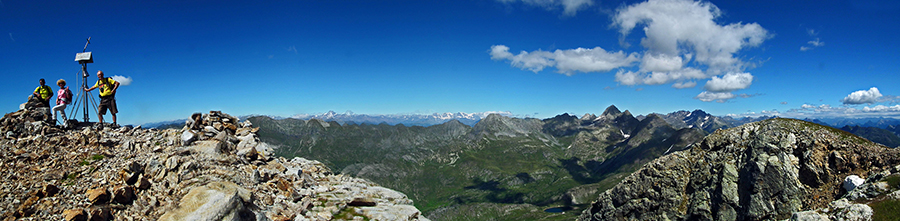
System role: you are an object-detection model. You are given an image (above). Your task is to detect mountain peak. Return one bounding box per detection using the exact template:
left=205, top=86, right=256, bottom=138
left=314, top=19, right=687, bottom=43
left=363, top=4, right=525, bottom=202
left=602, top=105, right=622, bottom=116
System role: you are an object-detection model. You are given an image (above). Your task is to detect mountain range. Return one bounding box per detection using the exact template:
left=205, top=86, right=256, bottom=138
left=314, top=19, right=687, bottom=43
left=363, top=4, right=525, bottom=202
left=251, top=105, right=708, bottom=220
left=289, top=111, right=513, bottom=126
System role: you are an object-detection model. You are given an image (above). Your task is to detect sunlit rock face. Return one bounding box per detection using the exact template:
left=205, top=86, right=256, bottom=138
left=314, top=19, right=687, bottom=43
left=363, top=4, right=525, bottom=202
left=579, top=118, right=900, bottom=221
left=0, top=108, right=429, bottom=221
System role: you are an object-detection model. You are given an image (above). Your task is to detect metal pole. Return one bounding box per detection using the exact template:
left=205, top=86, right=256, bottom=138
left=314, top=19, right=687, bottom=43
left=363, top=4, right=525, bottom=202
left=82, top=63, right=90, bottom=123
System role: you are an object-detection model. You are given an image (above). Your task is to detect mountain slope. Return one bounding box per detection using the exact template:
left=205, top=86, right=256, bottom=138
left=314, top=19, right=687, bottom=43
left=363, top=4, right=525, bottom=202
left=579, top=118, right=900, bottom=220
left=253, top=105, right=706, bottom=220
left=841, top=125, right=900, bottom=148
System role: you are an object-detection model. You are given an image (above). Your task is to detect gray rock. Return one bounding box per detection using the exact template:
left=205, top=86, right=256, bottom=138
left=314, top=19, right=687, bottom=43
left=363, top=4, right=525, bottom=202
left=832, top=204, right=873, bottom=221
left=791, top=211, right=829, bottom=221
left=182, top=130, right=198, bottom=146
left=579, top=118, right=900, bottom=221
left=158, top=181, right=254, bottom=221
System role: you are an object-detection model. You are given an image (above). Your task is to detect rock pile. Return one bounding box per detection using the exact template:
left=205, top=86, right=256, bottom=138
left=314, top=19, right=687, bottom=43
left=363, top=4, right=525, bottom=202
left=578, top=118, right=900, bottom=220
left=0, top=109, right=429, bottom=221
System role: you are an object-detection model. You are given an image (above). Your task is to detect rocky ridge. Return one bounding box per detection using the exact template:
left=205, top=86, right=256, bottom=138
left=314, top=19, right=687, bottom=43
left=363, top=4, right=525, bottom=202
left=0, top=107, right=427, bottom=220
left=578, top=118, right=900, bottom=220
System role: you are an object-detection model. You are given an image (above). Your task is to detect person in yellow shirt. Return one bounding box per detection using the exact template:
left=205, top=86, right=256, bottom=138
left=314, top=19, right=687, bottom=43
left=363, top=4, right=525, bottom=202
left=32, top=78, right=53, bottom=107
left=84, top=71, right=120, bottom=126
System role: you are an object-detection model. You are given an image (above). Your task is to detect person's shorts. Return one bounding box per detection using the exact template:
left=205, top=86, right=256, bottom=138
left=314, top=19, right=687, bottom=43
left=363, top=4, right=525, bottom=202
left=98, top=95, right=118, bottom=115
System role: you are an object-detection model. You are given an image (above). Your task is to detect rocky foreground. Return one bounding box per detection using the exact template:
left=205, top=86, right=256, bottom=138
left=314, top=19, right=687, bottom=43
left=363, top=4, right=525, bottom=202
left=579, top=118, right=900, bottom=220
left=0, top=107, right=429, bottom=220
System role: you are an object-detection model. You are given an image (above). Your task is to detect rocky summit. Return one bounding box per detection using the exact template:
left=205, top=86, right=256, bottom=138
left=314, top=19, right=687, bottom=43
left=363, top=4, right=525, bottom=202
left=0, top=108, right=428, bottom=220
left=578, top=118, right=900, bottom=220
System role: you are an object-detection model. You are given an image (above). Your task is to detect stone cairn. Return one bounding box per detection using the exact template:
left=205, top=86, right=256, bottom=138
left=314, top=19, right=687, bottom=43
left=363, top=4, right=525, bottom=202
left=0, top=109, right=429, bottom=221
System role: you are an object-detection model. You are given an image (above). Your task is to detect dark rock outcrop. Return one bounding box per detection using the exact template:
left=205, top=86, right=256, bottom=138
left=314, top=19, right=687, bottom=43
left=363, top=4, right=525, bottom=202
left=579, top=118, right=900, bottom=220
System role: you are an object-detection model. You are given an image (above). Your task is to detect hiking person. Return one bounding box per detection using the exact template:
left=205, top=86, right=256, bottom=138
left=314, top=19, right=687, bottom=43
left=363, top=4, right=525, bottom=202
left=83, top=71, right=120, bottom=126
left=52, top=79, right=73, bottom=126
left=32, top=78, right=53, bottom=107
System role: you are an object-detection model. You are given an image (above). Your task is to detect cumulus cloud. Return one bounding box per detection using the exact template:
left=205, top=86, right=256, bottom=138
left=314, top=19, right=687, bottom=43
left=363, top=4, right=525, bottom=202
left=491, top=0, right=770, bottom=103
left=111, top=75, right=133, bottom=86
left=614, top=0, right=768, bottom=74
left=703, top=72, right=753, bottom=92
left=496, top=0, right=593, bottom=16
left=491, top=45, right=640, bottom=75
left=841, top=87, right=882, bottom=105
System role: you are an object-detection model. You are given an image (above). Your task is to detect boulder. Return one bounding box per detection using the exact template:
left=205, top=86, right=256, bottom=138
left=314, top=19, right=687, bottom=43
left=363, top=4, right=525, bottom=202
left=182, top=131, right=198, bottom=146
left=158, top=181, right=254, bottom=221
left=86, top=188, right=110, bottom=205
left=89, top=207, right=112, bottom=221
left=112, top=185, right=136, bottom=205
left=63, top=209, right=88, bottom=221
left=843, top=175, right=865, bottom=192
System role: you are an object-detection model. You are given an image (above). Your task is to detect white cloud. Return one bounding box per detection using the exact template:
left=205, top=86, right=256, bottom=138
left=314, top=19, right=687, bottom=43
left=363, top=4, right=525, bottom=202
left=615, top=68, right=705, bottom=85
left=490, top=45, right=514, bottom=60
left=496, top=0, right=594, bottom=16
left=735, top=102, right=900, bottom=120
left=703, top=72, right=753, bottom=92
left=491, top=45, right=640, bottom=75
left=808, top=38, right=824, bottom=47
left=841, top=87, right=882, bottom=105
left=862, top=105, right=900, bottom=112
left=614, top=0, right=768, bottom=74
left=800, top=38, right=824, bottom=51
left=773, top=103, right=900, bottom=119
left=492, top=0, right=770, bottom=103
left=640, top=53, right=683, bottom=72
left=694, top=91, right=735, bottom=103
left=672, top=81, right=696, bottom=89
left=111, top=75, right=133, bottom=86
left=8, top=33, right=13, bottom=42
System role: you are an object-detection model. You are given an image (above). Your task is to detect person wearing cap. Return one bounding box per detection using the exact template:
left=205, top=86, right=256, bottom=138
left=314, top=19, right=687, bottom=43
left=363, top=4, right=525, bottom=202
left=84, top=70, right=120, bottom=126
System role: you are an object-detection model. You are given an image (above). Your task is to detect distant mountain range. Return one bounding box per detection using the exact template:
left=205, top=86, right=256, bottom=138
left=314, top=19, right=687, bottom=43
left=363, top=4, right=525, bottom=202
left=289, top=110, right=513, bottom=126
left=141, top=109, right=900, bottom=130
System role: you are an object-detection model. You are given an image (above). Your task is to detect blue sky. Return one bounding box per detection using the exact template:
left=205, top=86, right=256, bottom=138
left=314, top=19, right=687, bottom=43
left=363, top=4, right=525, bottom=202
left=2, top=0, right=899, bottom=125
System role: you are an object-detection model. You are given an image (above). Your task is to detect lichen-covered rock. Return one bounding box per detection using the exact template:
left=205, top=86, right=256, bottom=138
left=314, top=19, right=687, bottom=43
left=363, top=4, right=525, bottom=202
left=579, top=118, right=900, bottom=220
left=0, top=110, right=429, bottom=221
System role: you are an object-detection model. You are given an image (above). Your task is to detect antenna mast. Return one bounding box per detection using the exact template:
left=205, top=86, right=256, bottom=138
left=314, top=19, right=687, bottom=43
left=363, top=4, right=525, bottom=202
left=75, top=37, right=94, bottom=123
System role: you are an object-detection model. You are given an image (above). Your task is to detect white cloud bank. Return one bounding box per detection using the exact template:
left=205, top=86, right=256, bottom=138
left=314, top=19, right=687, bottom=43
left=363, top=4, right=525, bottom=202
left=733, top=87, right=900, bottom=119
left=490, top=0, right=770, bottom=102
left=111, top=75, right=133, bottom=86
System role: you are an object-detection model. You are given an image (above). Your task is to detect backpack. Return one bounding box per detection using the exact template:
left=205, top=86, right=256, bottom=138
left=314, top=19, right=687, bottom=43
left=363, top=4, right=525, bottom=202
left=63, top=88, right=73, bottom=104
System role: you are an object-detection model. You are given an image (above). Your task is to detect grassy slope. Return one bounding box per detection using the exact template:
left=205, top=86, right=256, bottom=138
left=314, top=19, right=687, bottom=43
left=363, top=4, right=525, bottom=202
left=251, top=116, right=698, bottom=220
